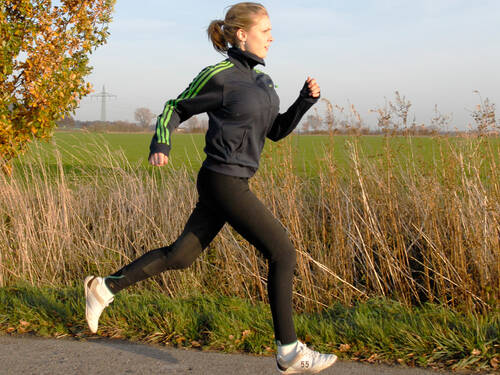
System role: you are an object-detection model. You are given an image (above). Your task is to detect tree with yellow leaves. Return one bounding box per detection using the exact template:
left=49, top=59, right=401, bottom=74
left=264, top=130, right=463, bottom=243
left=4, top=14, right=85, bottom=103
left=0, top=0, right=116, bottom=174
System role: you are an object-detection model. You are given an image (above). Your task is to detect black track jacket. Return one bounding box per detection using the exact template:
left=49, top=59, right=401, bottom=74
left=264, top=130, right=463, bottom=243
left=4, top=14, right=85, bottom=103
left=149, top=47, right=319, bottom=178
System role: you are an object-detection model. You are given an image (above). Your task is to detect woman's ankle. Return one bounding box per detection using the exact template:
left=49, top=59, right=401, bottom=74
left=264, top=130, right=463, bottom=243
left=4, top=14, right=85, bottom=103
left=277, top=340, right=299, bottom=358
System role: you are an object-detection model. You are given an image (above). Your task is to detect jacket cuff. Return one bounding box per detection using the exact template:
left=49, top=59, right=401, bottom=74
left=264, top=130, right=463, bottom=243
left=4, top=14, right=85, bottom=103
left=299, top=80, right=321, bottom=103
left=149, top=141, right=171, bottom=158
left=300, top=94, right=320, bottom=104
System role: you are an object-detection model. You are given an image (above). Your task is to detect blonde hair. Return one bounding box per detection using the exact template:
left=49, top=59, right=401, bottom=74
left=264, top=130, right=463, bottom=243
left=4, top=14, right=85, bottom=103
left=207, top=2, right=268, bottom=53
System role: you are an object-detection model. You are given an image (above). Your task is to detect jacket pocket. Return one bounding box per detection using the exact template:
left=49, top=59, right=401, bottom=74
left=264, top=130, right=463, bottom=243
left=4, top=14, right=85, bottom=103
left=221, top=127, right=248, bottom=156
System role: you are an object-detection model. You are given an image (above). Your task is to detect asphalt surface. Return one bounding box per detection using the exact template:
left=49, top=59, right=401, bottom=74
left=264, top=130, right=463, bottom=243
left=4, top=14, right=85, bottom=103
left=0, top=335, right=469, bottom=375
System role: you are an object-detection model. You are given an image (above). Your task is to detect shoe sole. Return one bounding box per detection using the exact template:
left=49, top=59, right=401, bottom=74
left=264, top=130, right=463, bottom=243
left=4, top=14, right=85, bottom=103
left=84, top=276, right=97, bottom=333
left=277, top=355, right=337, bottom=374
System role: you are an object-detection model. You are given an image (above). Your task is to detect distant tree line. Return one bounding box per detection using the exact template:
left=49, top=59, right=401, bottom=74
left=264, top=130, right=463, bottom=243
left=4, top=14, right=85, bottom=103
left=57, top=92, right=499, bottom=136
left=56, top=117, right=151, bottom=133
left=57, top=108, right=209, bottom=133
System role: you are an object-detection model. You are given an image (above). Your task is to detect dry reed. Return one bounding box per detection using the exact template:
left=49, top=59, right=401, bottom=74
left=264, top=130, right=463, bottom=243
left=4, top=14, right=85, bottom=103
left=0, top=129, right=498, bottom=315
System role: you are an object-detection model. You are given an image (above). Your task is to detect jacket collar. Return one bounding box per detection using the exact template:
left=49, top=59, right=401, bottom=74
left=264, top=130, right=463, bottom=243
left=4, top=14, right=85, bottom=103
left=227, top=47, right=266, bottom=70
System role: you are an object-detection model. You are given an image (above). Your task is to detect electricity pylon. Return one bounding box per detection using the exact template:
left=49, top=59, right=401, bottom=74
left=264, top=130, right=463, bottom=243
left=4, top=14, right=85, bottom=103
left=91, top=85, right=117, bottom=121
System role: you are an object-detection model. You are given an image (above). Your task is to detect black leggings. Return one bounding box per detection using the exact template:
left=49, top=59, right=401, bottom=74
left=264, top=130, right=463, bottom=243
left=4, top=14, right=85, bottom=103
left=105, top=167, right=298, bottom=344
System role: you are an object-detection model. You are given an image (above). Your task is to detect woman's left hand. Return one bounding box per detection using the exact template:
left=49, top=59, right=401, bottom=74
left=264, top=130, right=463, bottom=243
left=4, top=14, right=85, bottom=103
left=306, top=76, right=321, bottom=98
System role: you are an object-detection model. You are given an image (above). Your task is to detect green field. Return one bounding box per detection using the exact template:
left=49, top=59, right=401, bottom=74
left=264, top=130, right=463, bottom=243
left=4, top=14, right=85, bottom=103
left=16, top=131, right=499, bottom=178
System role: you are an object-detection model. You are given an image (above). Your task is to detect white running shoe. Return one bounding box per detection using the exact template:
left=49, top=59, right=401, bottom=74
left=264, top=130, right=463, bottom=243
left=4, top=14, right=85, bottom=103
left=84, top=276, right=114, bottom=333
left=276, top=340, right=338, bottom=374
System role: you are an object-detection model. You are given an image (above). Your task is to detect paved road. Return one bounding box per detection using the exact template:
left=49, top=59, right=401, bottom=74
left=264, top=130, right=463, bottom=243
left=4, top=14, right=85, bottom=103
left=0, top=335, right=470, bottom=375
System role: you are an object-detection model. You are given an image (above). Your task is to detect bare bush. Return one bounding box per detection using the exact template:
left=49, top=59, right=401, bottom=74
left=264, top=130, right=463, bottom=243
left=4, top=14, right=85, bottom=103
left=470, top=91, right=499, bottom=136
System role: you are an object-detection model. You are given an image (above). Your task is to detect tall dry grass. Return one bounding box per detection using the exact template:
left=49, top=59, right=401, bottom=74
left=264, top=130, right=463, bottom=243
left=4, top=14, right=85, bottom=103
left=0, top=130, right=498, bottom=314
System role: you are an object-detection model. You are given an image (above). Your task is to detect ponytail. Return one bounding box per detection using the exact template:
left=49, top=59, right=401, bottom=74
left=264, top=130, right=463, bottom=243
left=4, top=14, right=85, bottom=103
left=207, top=20, right=228, bottom=53
left=207, top=2, right=267, bottom=54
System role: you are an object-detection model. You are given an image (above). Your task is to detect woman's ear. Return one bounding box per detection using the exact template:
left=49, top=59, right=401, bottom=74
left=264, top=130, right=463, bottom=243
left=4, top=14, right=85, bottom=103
left=236, top=28, right=247, bottom=48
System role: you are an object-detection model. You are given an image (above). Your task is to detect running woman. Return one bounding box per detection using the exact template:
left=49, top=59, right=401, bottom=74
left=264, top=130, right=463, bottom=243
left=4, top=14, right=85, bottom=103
left=85, top=2, right=337, bottom=373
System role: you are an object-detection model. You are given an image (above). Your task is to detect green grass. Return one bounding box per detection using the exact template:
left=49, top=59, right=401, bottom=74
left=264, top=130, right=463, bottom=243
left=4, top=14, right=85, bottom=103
left=15, top=131, right=500, bottom=179
left=0, top=284, right=497, bottom=371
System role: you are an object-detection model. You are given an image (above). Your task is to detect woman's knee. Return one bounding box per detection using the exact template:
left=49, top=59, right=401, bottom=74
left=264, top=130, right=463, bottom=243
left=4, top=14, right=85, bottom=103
left=269, top=238, right=296, bottom=269
left=161, top=247, right=198, bottom=269
left=160, top=234, right=203, bottom=270
left=283, top=246, right=297, bottom=269
left=169, top=255, right=197, bottom=270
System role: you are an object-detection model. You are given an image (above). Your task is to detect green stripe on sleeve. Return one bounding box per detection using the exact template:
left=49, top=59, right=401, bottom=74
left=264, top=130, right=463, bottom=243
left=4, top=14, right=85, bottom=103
left=181, top=61, right=231, bottom=100
left=178, top=65, right=212, bottom=100
left=157, top=60, right=234, bottom=146
left=159, top=100, right=174, bottom=143
left=192, top=63, right=233, bottom=97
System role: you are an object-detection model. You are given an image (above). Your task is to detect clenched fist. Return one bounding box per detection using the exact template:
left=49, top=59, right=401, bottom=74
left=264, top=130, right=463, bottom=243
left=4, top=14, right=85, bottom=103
left=306, top=76, right=320, bottom=98
left=149, top=152, right=169, bottom=167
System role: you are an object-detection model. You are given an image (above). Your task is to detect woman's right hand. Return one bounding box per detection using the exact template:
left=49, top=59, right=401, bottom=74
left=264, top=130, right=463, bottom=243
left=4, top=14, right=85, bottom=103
left=148, top=152, right=169, bottom=167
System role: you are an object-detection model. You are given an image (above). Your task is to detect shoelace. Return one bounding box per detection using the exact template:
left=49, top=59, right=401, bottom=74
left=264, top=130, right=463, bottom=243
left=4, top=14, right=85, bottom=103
left=302, top=345, right=324, bottom=363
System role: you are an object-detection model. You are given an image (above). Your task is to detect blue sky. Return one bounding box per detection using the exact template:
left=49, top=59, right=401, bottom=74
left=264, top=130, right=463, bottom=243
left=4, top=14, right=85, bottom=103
left=74, top=0, right=500, bottom=130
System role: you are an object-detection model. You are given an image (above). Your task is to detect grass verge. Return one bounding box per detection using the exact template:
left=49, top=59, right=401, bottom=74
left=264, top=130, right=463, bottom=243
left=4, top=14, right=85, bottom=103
left=0, top=284, right=498, bottom=372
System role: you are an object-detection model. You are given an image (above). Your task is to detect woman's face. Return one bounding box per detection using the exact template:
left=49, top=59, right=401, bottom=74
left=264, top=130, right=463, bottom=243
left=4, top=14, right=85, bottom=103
left=238, top=14, right=273, bottom=59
